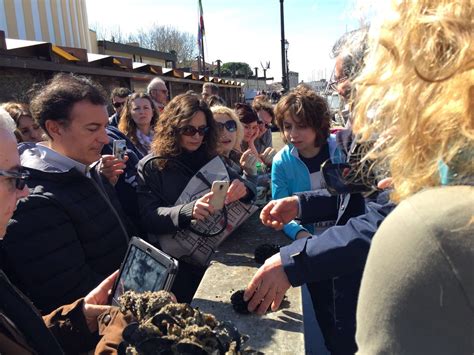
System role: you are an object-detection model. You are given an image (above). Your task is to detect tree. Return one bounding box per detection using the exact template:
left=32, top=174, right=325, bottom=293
left=91, top=23, right=197, bottom=66
left=219, top=62, right=253, bottom=77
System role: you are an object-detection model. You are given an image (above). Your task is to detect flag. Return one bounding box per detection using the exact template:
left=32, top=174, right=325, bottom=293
left=198, top=0, right=205, bottom=50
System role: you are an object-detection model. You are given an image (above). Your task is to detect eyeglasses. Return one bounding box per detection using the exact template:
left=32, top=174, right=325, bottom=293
left=0, top=169, right=29, bottom=190
left=258, top=120, right=272, bottom=129
left=179, top=125, right=209, bottom=137
left=216, top=120, right=237, bottom=132
left=328, top=75, right=348, bottom=91
left=112, top=102, right=125, bottom=108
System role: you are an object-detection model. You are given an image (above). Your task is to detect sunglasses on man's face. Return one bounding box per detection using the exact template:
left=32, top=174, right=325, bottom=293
left=0, top=169, right=29, bottom=190
left=112, top=102, right=125, bottom=108
left=179, top=125, right=209, bottom=137
left=216, top=120, right=237, bottom=132
left=258, top=120, right=272, bottom=129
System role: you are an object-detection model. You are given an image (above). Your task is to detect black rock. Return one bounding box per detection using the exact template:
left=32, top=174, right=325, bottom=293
left=254, top=243, right=281, bottom=265
left=230, top=290, right=250, bottom=314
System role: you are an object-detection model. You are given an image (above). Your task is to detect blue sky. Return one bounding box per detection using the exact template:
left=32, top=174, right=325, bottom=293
left=86, top=0, right=366, bottom=83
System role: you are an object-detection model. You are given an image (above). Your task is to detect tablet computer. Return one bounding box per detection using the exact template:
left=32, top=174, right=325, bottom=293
left=110, top=237, right=178, bottom=306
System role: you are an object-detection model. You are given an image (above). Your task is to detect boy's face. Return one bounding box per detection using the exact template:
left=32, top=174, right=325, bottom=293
left=282, top=112, right=317, bottom=156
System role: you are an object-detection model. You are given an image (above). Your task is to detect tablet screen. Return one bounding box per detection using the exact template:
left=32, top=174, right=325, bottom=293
left=112, top=244, right=168, bottom=304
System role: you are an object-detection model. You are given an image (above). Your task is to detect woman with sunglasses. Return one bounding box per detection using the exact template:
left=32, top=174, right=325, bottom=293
left=211, top=105, right=259, bottom=187
left=137, top=93, right=254, bottom=302
left=118, top=92, right=158, bottom=157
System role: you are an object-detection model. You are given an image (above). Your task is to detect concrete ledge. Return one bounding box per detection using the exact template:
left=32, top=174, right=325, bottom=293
left=192, top=212, right=304, bottom=353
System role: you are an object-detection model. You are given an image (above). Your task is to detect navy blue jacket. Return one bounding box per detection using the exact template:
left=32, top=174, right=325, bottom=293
left=281, top=191, right=395, bottom=354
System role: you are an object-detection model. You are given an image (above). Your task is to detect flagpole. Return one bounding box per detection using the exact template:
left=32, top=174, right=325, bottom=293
left=198, top=0, right=206, bottom=75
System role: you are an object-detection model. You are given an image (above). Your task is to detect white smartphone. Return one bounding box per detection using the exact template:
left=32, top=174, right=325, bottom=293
left=112, top=139, right=127, bottom=161
left=209, top=180, right=230, bottom=210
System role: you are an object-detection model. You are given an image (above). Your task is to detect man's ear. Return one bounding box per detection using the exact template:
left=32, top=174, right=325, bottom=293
left=44, top=120, right=62, bottom=140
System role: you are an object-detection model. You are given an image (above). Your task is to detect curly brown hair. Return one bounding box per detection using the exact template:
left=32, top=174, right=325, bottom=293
left=118, top=92, right=158, bottom=151
left=274, top=87, right=330, bottom=147
left=150, top=92, right=218, bottom=169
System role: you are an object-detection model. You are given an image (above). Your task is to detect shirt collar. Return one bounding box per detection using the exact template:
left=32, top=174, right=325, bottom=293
left=36, top=143, right=90, bottom=175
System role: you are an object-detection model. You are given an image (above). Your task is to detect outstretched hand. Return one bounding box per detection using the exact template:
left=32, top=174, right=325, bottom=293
left=260, top=147, right=277, bottom=166
left=225, top=179, right=247, bottom=204
left=260, top=196, right=299, bottom=230
left=83, top=270, right=119, bottom=332
left=240, top=149, right=258, bottom=176
left=243, top=253, right=291, bottom=315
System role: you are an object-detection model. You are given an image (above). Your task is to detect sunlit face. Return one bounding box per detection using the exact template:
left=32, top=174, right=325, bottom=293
left=0, top=130, right=29, bottom=238
left=334, top=56, right=351, bottom=100
left=179, top=111, right=207, bottom=152
left=282, top=113, right=317, bottom=157
left=201, top=86, right=212, bottom=101
left=17, top=115, right=43, bottom=143
left=150, top=84, right=169, bottom=106
left=214, top=113, right=237, bottom=156
left=130, top=98, right=154, bottom=130
left=49, top=101, right=110, bottom=165
left=242, top=121, right=258, bottom=143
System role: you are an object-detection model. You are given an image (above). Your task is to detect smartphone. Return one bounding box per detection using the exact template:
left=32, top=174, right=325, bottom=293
left=110, top=237, right=178, bottom=306
left=112, top=139, right=127, bottom=161
left=321, top=160, right=377, bottom=195
left=209, top=180, right=230, bottom=210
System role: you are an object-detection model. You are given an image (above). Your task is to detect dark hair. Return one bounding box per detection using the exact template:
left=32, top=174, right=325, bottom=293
left=207, top=95, right=226, bottom=107
left=118, top=92, right=158, bottom=150
left=29, top=73, right=107, bottom=138
left=150, top=93, right=218, bottom=169
left=111, top=87, right=131, bottom=100
left=274, top=87, right=331, bottom=147
left=234, top=103, right=259, bottom=124
left=252, top=99, right=275, bottom=121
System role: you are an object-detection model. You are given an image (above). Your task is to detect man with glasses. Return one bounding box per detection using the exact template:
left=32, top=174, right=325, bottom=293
left=108, top=87, right=131, bottom=127
left=3, top=73, right=132, bottom=315
left=252, top=98, right=274, bottom=154
left=147, top=77, right=169, bottom=112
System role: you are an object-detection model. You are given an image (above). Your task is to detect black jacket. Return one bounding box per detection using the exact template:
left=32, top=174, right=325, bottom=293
left=3, top=146, right=130, bottom=314
left=137, top=149, right=255, bottom=235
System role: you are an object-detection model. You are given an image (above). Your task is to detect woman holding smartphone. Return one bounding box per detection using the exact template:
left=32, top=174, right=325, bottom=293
left=137, top=93, right=254, bottom=302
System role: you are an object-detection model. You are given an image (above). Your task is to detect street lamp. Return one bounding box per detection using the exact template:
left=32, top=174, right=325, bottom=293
left=285, top=40, right=289, bottom=89
left=280, top=0, right=288, bottom=92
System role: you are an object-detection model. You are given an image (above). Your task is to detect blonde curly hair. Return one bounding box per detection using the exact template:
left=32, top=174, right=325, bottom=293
left=210, top=105, right=244, bottom=152
left=353, top=0, right=473, bottom=202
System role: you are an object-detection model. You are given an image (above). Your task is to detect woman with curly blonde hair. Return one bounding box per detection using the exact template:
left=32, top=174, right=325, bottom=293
left=118, top=92, right=158, bottom=157
left=353, top=0, right=473, bottom=353
left=137, top=93, right=254, bottom=302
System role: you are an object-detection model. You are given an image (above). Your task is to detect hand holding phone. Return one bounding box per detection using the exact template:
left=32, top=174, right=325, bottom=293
left=113, top=139, right=127, bottom=161
left=209, top=180, right=230, bottom=210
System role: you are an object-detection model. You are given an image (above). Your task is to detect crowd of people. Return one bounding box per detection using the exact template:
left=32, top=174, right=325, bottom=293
left=0, top=0, right=471, bottom=353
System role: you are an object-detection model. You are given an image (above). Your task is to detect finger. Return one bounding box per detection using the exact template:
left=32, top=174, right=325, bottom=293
left=271, top=290, right=285, bottom=312
left=257, top=287, right=276, bottom=315
left=100, top=270, right=120, bottom=291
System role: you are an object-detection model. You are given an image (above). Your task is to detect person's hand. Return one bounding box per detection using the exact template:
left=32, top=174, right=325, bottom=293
left=83, top=270, right=119, bottom=332
left=240, top=149, right=258, bottom=176
left=244, top=253, right=291, bottom=315
left=225, top=179, right=247, bottom=205
left=260, top=196, right=299, bottom=230
left=192, top=191, right=215, bottom=221
left=377, top=177, right=393, bottom=190
left=260, top=147, right=277, bottom=166
left=99, top=155, right=128, bottom=186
